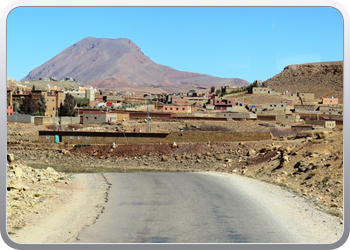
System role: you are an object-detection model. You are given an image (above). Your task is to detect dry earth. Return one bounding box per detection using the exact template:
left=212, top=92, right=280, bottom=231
left=263, top=61, right=343, bottom=103
left=6, top=120, right=344, bottom=243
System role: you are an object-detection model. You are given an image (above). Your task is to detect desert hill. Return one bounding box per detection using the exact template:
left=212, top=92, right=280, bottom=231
left=21, top=37, right=249, bottom=94
left=263, top=61, right=343, bottom=103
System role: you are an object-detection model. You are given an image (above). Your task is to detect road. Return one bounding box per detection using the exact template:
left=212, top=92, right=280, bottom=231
left=74, top=172, right=301, bottom=243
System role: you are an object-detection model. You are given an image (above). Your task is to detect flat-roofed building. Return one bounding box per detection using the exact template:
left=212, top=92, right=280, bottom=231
left=163, top=105, right=192, bottom=113
left=252, top=87, right=270, bottom=94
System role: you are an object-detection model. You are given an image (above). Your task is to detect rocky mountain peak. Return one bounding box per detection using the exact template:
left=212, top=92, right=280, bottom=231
left=21, top=37, right=249, bottom=93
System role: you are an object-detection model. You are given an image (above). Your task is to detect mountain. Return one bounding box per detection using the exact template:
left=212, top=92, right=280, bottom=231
left=21, top=37, right=249, bottom=94
left=263, top=61, right=343, bottom=103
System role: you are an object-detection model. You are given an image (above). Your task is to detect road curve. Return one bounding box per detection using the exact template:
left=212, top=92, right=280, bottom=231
left=75, top=172, right=306, bottom=243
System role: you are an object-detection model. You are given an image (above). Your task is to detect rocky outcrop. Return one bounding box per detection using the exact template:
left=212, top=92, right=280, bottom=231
left=7, top=154, right=69, bottom=233
left=264, top=61, right=343, bottom=103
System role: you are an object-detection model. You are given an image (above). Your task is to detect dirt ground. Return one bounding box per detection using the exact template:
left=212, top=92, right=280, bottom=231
left=6, top=119, right=344, bottom=238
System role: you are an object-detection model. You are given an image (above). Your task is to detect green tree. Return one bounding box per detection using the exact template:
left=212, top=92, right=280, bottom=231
left=210, top=86, right=215, bottom=94
left=20, top=97, right=39, bottom=115
left=60, top=93, right=76, bottom=116
left=36, top=96, right=47, bottom=116
left=75, top=97, right=90, bottom=107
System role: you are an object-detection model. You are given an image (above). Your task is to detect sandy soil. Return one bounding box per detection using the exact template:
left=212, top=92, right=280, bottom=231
left=8, top=173, right=109, bottom=244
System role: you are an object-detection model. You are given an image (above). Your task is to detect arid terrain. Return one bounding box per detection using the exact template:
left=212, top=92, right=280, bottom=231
left=20, top=37, right=249, bottom=93
left=263, top=61, right=343, bottom=103
left=6, top=118, right=344, bottom=239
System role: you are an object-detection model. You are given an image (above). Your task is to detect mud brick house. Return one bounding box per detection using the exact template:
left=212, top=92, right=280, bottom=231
left=275, top=114, right=301, bottom=122
left=305, top=120, right=336, bottom=128
left=163, top=105, right=192, bottom=114
left=322, top=97, right=339, bottom=105
left=209, top=97, right=241, bottom=111
left=294, top=104, right=317, bottom=113
left=85, top=87, right=95, bottom=101
left=266, top=103, right=287, bottom=112
left=8, top=89, right=65, bottom=117
left=318, top=104, right=343, bottom=115
left=281, top=100, right=293, bottom=106
left=41, top=90, right=65, bottom=117
left=7, top=89, right=13, bottom=106
left=252, top=87, right=271, bottom=94
left=171, top=96, right=190, bottom=105
left=247, top=104, right=265, bottom=113
left=10, top=92, right=30, bottom=106
left=298, top=92, right=315, bottom=103
left=82, top=111, right=117, bottom=124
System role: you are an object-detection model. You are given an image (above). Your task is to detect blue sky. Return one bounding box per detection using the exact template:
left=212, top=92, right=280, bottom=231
left=7, top=6, right=343, bottom=83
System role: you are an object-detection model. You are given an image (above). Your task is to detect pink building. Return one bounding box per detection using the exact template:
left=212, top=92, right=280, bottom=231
left=209, top=97, right=239, bottom=110
left=172, top=96, right=190, bottom=105
left=163, top=105, right=191, bottom=113
left=7, top=106, right=13, bottom=116
left=322, top=97, right=338, bottom=105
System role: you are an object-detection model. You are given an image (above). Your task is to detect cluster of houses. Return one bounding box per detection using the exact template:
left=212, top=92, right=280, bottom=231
left=7, top=80, right=342, bottom=129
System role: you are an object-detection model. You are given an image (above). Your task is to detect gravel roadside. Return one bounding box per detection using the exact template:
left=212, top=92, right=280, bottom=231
left=8, top=171, right=344, bottom=244
left=8, top=173, right=110, bottom=244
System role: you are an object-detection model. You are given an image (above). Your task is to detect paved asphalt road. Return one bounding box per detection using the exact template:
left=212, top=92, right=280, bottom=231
left=75, top=172, right=299, bottom=243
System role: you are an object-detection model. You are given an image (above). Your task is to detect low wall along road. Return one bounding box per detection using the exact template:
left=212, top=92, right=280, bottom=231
left=38, top=131, right=273, bottom=145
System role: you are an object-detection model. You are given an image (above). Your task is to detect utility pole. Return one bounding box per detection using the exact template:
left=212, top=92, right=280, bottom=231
left=146, top=106, right=151, bottom=132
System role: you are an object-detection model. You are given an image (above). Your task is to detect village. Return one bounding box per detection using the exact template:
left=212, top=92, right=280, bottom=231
left=6, top=77, right=343, bottom=133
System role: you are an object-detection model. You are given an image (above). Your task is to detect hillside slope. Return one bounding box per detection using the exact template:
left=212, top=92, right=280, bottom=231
left=21, top=37, right=249, bottom=93
left=263, top=61, right=343, bottom=103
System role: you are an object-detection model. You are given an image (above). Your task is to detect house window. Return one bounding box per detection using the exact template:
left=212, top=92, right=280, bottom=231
left=170, top=108, right=173, bottom=111
left=165, top=108, right=168, bottom=111
left=46, top=135, right=50, bottom=139
left=264, top=89, right=266, bottom=91
left=70, top=136, right=74, bottom=139
left=183, top=108, right=185, bottom=111
left=176, top=108, right=179, bottom=111
left=86, top=136, right=90, bottom=140
left=78, top=136, right=82, bottom=140
left=94, top=117, right=97, bottom=119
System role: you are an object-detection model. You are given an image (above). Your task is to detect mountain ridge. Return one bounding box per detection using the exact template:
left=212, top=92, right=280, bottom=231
left=22, top=37, right=249, bottom=93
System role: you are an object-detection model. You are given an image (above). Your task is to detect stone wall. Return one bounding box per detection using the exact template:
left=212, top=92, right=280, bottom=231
left=38, top=131, right=272, bottom=145
left=7, top=114, right=34, bottom=123
left=165, top=131, right=272, bottom=143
